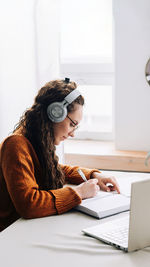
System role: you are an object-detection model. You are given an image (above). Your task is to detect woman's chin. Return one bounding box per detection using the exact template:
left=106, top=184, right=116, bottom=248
left=54, top=137, right=66, bottom=146
left=54, top=139, right=61, bottom=146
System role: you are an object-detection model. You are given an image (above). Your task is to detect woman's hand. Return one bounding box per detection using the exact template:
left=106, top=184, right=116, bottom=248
left=74, top=179, right=99, bottom=200
left=74, top=172, right=120, bottom=200
left=91, top=172, right=120, bottom=194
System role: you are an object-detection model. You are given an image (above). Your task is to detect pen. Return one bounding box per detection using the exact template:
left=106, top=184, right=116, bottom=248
left=77, top=168, right=88, bottom=182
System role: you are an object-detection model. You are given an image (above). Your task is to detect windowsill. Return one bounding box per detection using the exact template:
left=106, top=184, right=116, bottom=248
left=64, top=140, right=150, bottom=172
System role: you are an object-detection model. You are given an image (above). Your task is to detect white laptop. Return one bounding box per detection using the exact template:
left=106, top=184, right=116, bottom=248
left=82, top=179, right=150, bottom=252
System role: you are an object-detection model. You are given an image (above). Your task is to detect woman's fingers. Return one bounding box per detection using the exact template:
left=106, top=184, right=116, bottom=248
left=99, top=177, right=120, bottom=193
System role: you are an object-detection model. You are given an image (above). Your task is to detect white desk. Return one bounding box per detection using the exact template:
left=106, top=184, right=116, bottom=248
left=0, top=171, right=150, bottom=267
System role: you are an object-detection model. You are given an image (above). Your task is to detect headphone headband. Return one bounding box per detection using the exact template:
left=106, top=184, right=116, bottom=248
left=64, top=89, right=81, bottom=106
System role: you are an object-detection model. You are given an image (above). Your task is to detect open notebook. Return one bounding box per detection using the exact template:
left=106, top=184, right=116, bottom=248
left=74, top=175, right=143, bottom=219
left=74, top=173, right=150, bottom=219
left=75, top=190, right=130, bottom=219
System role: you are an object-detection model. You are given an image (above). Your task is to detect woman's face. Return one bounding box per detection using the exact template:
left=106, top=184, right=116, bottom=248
left=53, top=104, right=83, bottom=145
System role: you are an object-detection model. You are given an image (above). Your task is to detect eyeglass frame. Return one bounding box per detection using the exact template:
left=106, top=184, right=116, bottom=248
left=67, top=115, right=79, bottom=131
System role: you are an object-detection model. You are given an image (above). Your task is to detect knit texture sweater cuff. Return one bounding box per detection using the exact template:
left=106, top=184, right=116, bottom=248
left=50, top=187, right=82, bottom=214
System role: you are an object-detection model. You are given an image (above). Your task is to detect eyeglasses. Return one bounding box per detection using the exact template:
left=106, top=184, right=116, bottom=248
left=67, top=115, right=79, bottom=131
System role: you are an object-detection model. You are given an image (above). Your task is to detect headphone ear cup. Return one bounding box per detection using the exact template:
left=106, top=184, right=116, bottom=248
left=47, top=88, right=81, bottom=123
left=47, top=102, right=67, bottom=123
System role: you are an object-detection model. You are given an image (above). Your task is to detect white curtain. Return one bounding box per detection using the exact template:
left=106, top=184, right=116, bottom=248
left=0, top=0, right=64, bottom=162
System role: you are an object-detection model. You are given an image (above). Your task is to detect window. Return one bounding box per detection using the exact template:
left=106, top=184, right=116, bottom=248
left=60, top=0, right=114, bottom=140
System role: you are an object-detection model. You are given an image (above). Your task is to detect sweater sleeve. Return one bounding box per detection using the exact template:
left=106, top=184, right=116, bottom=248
left=1, top=136, right=81, bottom=219
left=61, top=164, right=101, bottom=185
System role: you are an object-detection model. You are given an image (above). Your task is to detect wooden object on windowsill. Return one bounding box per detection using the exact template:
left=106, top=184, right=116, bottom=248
left=64, top=140, right=150, bottom=172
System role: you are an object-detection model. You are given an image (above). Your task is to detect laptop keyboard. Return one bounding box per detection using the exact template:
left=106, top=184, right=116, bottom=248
left=98, top=217, right=129, bottom=246
left=100, top=227, right=128, bottom=245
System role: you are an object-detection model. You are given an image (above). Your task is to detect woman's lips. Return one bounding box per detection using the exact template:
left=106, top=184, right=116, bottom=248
left=61, top=136, right=67, bottom=140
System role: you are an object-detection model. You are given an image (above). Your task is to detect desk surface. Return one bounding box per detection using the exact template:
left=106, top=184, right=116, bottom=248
left=1, top=171, right=150, bottom=267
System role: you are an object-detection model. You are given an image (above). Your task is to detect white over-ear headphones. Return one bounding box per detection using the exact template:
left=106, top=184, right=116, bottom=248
left=47, top=79, right=81, bottom=123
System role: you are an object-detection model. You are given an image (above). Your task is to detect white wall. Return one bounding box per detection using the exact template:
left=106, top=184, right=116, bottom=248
left=114, top=0, right=150, bottom=151
left=0, top=1, right=37, bottom=141
left=0, top=0, right=60, bottom=142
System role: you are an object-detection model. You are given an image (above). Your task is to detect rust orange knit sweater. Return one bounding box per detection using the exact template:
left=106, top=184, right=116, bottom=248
left=0, top=135, right=98, bottom=231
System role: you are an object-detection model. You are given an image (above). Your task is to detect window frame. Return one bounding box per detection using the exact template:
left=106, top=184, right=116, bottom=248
left=60, top=61, right=114, bottom=141
left=60, top=0, right=114, bottom=141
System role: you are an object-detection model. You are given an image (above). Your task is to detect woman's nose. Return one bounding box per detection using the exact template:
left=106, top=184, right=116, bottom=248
left=69, top=130, right=75, bottom=138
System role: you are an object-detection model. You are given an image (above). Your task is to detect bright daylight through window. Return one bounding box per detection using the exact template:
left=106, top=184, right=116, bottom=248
left=60, top=0, right=113, bottom=140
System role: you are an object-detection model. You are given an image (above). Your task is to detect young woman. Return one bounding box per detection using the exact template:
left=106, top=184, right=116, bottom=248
left=0, top=78, right=120, bottom=231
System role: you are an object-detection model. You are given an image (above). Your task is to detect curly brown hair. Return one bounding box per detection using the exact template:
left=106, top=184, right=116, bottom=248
left=14, top=79, right=84, bottom=190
